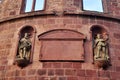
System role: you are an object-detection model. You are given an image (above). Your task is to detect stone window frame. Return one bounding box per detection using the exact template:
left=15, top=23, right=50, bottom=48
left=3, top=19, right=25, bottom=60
left=82, top=0, right=108, bottom=13
left=20, top=0, right=46, bottom=13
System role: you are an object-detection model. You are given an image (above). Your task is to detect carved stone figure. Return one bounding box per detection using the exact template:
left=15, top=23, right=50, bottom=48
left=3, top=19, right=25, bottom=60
left=18, top=33, right=31, bottom=60
left=94, top=33, right=109, bottom=60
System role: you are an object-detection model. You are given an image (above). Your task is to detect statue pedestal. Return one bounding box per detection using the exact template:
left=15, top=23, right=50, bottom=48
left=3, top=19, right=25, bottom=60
left=94, top=58, right=110, bottom=69
left=15, top=58, right=30, bottom=68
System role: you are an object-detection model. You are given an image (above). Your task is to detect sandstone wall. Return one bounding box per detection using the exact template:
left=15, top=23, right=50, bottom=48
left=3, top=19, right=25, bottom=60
left=0, top=0, right=120, bottom=80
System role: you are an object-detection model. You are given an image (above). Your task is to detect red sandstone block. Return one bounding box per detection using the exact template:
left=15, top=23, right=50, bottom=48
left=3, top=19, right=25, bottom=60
left=63, top=18, right=73, bottom=24
left=43, top=62, right=52, bottom=68
left=72, top=63, right=82, bottom=69
left=82, top=18, right=89, bottom=25
left=37, top=19, right=46, bottom=24
left=6, top=44, right=12, bottom=48
left=52, top=62, right=62, bottom=68
left=112, top=3, right=118, bottom=6
left=0, top=66, right=5, bottom=71
left=85, top=70, right=98, bottom=77
left=77, top=70, right=85, bottom=77
left=48, top=69, right=54, bottom=76
left=1, top=60, right=8, bottom=65
left=37, top=69, right=47, bottom=76
left=98, top=71, right=110, bottom=78
left=113, top=33, right=120, bottom=39
left=110, top=78, right=120, bottom=80
left=8, top=78, right=15, bottom=80
left=47, top=19, right=55, bottom=24
left=63, top=62, right=73, bottom=68
left=85, top=77, right=99, bottom=80
left=7, top=34, right=14, bottom=38
left=110, top=72, right=120, bottom=79
left=50, top=77, right=57, bottom=80
left=74, top=0, right=80, bottom=7
left=59, top=77, right=67, bottom=80
left=73, top=18, right=82, bottom=24
left=55, top=69, right=64, bottom=76
left=111, top=0, right=117, bottom=2
left=99, top=78, right=110, bottom=80
left=15, top=70, right=20, bottom=76
left=76, top=24, right=82, bottom=28
left=0, top=78, right=8, bottom=80
left=118, top=57, right=120, bottom=60
left=0, top=27, right=4, bottom=31
left=113, top=61, right=120, bottom=66
left=28, top=69, right=36, bottom=75
left=55, top=18, right=63, bottom=24
left=110, top=79, right=116, bottom=80
left=78, top=77, right=86, bottom=80
left=97, top=19, right=104, bottom=25
left=90, top=18, right=96, bottom=24
left=6, top=71, right=13, bottom=77
left=20, top=70, right=26, bottom=76
left=27, top=76, right=37, bottom=80
left=9, top=11, right=16, bottom=15
left=65, top=69, right=76, bottom=76
left=15, top=77, right=26, bottom=80
left=103, top=21, right=111, bottom=27
left=38, top=77, right=49, bottom=80
left=67, top=77, right=78, bottom=80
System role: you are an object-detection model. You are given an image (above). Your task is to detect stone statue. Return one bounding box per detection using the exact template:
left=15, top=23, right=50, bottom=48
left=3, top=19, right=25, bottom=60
left=94, top=33, right=109, bottom=60
left=18, top=33, right=31, bottom=60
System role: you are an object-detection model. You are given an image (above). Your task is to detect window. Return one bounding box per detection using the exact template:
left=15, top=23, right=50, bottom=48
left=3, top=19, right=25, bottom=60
left=23, top=0, right=45, bottom=13
left=0, top=0, right=2, bottom=3
left=83, top=0, right=103, bottom=12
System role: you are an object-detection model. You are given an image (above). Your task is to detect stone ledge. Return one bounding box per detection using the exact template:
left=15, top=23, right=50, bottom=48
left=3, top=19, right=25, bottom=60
left=64, top=11, right=120, bottom=21
left=0, top=11, right=55, bottom=23
left=0, top=11, right=120, bottom=24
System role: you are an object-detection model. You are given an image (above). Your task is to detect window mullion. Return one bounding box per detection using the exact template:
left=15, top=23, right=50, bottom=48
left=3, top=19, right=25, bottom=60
left=32, top=0, right=36, bottom=11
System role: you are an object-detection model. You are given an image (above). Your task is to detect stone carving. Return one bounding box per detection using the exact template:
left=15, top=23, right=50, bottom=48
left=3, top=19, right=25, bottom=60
left=15, top=33, right=32, bottom=68
left=18, top=33, right=31, bottom=60
left=94, top=33, right=109, bottom=60
left=93, top=33, right=111, bottom=69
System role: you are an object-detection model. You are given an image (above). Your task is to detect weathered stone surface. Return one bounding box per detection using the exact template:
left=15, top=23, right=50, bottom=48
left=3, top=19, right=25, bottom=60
left=0, top=0, right=119, bottom=80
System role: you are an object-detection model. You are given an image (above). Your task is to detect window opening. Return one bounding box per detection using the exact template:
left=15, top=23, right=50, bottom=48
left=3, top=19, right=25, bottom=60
left=35, top=0, right=45, bottom=11
left=83, top=0, right=103, bottom=12
left=25, top=0, right=33, bottom=12
left=0, top=0, right=2, bottom=3
left=24, top=0, right=45, bottom=13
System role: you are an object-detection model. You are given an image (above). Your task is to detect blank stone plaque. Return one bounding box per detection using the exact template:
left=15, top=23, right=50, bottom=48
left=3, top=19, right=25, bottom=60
left=38, top=29, right=86, bottom=61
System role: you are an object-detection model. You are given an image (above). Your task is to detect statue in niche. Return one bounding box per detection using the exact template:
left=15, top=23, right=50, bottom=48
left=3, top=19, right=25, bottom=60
left=94, top=33, right=109, bottom=60
left=17, top=33, right=32, bottom=60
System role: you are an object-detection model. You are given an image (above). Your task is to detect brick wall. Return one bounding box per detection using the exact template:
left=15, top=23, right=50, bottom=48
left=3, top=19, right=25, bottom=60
left=0, top=0, right=120, bottom=80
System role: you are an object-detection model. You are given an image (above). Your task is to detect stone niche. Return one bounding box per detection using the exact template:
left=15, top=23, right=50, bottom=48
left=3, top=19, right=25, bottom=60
left=38, top=29, right=86, bottom=61
left=15, top=26, right=35, bottom=68
left=91, top=26, right=111, bottom=69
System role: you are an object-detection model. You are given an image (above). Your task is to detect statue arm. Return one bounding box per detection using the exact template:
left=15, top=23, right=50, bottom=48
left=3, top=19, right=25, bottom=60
left=94, top=40, right=98, bottom=48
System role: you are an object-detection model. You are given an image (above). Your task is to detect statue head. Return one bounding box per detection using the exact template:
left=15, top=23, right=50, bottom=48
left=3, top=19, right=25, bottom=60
left=96, top=34, right=101, bottom=39
left=24, top=33, right=29, bottom=39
